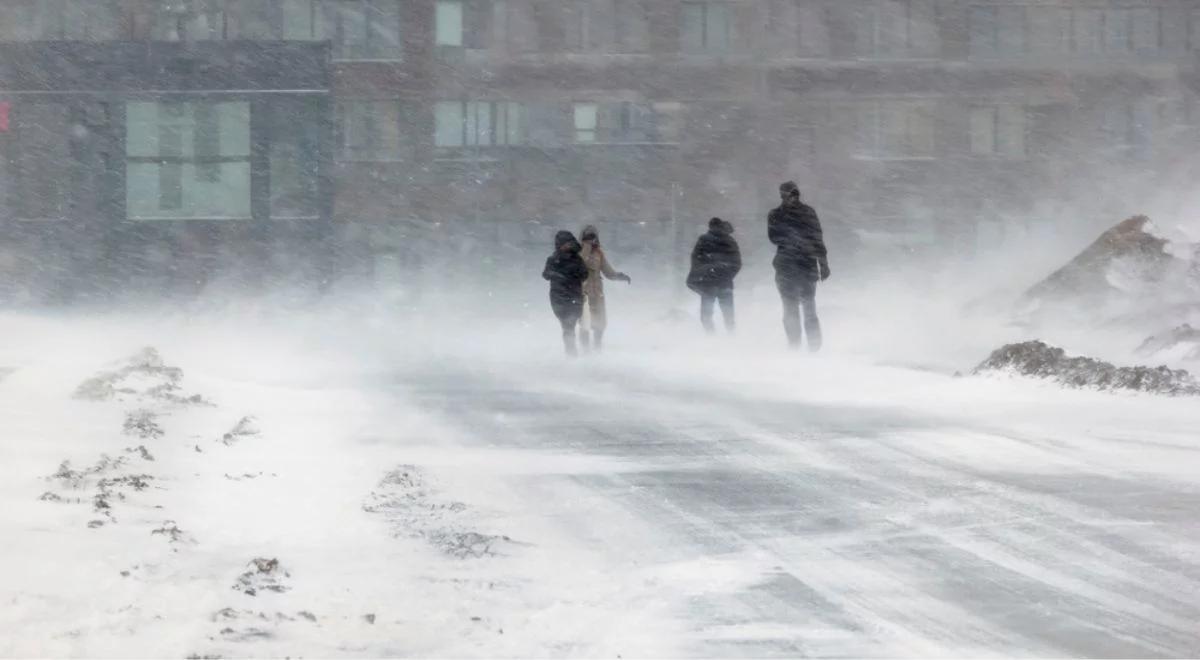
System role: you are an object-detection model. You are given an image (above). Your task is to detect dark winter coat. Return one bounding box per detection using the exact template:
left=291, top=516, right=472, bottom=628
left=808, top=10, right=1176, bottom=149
left=543, top=231, right=589, bottom=319
left=687, top=225, right=742, bottom=294
left=768, top=200, right=828, bottom=283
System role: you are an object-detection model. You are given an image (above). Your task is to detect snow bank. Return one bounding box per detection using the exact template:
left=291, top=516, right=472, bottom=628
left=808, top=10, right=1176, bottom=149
left=974, top=340, right=1200, bottom=396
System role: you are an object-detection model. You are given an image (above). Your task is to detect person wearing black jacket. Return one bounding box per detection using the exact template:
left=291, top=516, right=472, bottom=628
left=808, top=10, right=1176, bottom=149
left=686, top=218, right=742, bottom=334
left=768, top=181, right=830, bottom=351
left=542, top=230, right=590, bottom=356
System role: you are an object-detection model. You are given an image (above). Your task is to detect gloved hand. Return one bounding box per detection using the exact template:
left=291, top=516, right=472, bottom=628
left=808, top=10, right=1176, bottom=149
left=617, top=272, right=632, bottom=284
left=819, top=260, right=831, bottom=282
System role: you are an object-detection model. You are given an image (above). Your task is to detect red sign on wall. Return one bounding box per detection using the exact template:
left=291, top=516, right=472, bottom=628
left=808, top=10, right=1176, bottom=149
left=0, top=102, right=9, bottom=133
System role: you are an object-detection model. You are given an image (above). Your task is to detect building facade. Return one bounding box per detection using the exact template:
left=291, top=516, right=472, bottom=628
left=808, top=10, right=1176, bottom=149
left=1, top=0, right=1198, bottom=299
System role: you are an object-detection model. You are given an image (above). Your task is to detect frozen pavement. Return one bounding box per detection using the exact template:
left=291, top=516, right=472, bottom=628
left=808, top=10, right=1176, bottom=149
left=2, top=308, right=1200, bottom=657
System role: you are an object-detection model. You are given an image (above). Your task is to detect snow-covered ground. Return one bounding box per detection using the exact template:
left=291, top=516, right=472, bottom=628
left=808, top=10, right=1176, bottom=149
left=2, top=281, right=1199, bottom=656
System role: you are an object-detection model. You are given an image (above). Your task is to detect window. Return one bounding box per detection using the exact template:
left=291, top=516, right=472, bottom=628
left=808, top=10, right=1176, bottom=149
left=1071, top=9, right=1102, bottom=54
left=282, top=0, right=321, bottom=38
left=435, top=0, right=493, bottom=49
left=436, top=0, right=464, bottom=46
left=572, top=102, right=664, bottom=143
left=1131, top=8, right=1161, bottom=55
left=64, top=0, right=121, bottom=40
left=681, top=1, right=731, bottom=53
left=126, top=101, right=251, bottom=220
left=322, top=0, right=402, bottom=60
left=856, top=0, right=938, bottom=59
left=856, top=100, right=935, bottom=159
left=969, top=105, right=1025, bottom=157
left=0, top=0, right=121, bottom=40
left=339, top=100, right=402, bottom=160
left=1028, top=7, right=1068, bottom=54
left=574, top=103, right=598, bottom=142
left=969, top=6, right=1025, bottom=58
left=1103, top=9, right=1131, bottom=54
left=1193, top=8, right=1200, bottom=51
left=554, top=0, right=649, bottom=54
left=1104, top=100, right=1158, bottom=158
left=152, top=0, right=226, bottom=41
left=435, top=101, right=525, bottom=148
left=613, top=0, right=650, bottom=53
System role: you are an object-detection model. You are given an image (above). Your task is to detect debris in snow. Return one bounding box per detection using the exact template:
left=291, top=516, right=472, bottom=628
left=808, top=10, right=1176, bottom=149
left=363, top=613, right=376, bottom=624
left=233, top=558, right=291, bottom=596
left=364, top=466, right=522, bottom=559
left=974, top=340, right=1200, bottom=396
left=1136, top=324, right=1200, bottom=360
left=219, top=416, right=259, bottom=446
left=87, top=520, right=105, bottom=529
left=74, top=347, right=212, bottom=406
left=125, top=445, right=156, bottom=461
left=123, top=410, right=164, bottom=439
left=151, top=520, right=191, bottom=546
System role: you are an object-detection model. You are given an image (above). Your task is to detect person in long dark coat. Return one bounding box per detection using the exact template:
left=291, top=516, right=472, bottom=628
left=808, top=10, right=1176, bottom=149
left=542, top=230, right=590, bottom=356
left=686, top=218, right=742, bottom=334
left=768, top=181, right=830, bottom=351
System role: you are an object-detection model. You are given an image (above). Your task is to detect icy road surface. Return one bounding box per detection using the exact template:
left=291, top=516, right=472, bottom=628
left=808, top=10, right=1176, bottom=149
left=2, top=307, right=1199, bottom=657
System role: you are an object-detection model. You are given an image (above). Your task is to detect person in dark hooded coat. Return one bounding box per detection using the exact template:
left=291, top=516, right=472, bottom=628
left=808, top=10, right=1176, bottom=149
left=768, top=181, right=830, bottom=351
left=542, top=230, right=590, bottom=356
left=687, top=218, right=742, bottom=333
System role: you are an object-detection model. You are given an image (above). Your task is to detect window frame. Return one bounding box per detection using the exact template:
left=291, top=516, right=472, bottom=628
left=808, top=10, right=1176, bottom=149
left=125, top=100, right=254, bottom=221
left=681, top=1, right=733, bottom=54
left=435, top=100, right=527, bottom=149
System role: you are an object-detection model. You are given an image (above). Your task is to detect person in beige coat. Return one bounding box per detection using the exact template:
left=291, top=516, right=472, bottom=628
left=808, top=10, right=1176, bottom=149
left=578, top=225, right=631, bottom=351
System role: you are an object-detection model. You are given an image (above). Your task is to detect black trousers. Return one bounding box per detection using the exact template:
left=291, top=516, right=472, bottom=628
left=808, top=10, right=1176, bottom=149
left=552, top=301, right=582, bottom=356
left=777, top=277, right=821, bottom=351
left=698, top=288, right=735, bottom=334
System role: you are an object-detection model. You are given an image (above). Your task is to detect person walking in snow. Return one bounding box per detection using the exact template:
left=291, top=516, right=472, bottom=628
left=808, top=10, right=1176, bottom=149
left=577, top=225, right=631, bottom=352
left=686, top=217, right=742, bottom=334
left=768, top=181, right=830, bottom=351
left=542, top=230, right=590, bottom=357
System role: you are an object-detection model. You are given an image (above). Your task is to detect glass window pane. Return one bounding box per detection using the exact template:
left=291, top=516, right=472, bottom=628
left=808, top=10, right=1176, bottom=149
left=614, top=0, right=649, bottom=53
left=969, top=7, right=996, bottom=58
left=126, top=102, right=160, bottom=157
left=1029, top=7, right=1067, bottom=54
left=218, top=102, right=251, bottom=157
left=681, top=3, right=705, bottom=52
left=1104, top=9, right=1130, bottom=53
left=437, top=0, right=464, bottom=46
left=126, top=101, right=251, bottom=220
left=367, top=0, right=401, bottom=55
left=435, top=102, right=465, bottom=147
left=228, top=0, right=277, bottom=38
left=1131, top=8, right=1160, bottom=54
left=876, top=0, right=907, bottom=57
left=997, top=6, right=1024, bottom=55
left=706, top=2, right=730, bottom=51
left=1073, top=9, right=1102, bottom=54
left=575, top=102, right=597, bottom=143
left=282, top=0, right=315, bottom=39
left=970, top=107, right=996, bottom=154
left=998, top=105, right=1025, bottom=156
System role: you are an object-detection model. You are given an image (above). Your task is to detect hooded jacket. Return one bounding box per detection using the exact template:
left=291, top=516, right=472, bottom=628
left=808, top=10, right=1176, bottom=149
left=542, top=230, right=589, bottom=315
left=768, top=198, right=827, bottom=283
left=687, top=221, right=742, bottom=293
left=578, top=224, right=620, bottom=302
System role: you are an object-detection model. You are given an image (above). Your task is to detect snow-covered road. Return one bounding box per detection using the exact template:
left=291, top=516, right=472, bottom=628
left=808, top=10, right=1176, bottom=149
left=3, top=304, right=1199, bottom=657
left=399, top=354, right=1200, bottom=657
